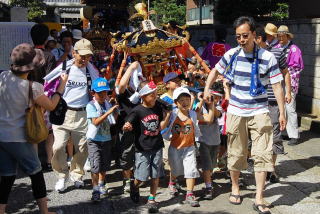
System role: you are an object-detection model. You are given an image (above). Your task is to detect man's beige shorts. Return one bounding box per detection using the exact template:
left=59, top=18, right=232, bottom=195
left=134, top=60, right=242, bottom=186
left=226, top=113, right=274, bottom=172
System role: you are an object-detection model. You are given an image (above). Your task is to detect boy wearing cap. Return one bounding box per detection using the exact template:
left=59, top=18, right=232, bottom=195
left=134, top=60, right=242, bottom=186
left=162, top=87, right=214, bottom=207
left=160, top=72, right=181, bottom=105
left=86, top=78, right=119, bottom=202
left=160, top=72, right=181, bottom=166
left=123, top=81, right=171, bottom=212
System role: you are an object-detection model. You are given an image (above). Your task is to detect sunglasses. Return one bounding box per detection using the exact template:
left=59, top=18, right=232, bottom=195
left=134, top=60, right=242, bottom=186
left=235, top=33, right=250, bottom=40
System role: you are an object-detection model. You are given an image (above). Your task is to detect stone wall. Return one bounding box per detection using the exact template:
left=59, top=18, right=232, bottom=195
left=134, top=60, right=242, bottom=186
left=188, top=19, right=320, bottom=117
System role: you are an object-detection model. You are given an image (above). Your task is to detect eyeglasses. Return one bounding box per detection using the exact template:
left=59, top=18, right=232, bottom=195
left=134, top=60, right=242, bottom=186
left=235, top=33, right=250, bottom=40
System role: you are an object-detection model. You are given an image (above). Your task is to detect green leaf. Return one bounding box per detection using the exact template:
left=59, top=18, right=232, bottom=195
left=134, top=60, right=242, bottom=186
left=9, top=0, right=46, bottom=21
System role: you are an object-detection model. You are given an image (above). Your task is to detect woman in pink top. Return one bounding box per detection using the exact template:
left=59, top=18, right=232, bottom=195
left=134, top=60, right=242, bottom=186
left=201, top=27, right=231, bottom=69
left=276, top=25, right=304, bottom=145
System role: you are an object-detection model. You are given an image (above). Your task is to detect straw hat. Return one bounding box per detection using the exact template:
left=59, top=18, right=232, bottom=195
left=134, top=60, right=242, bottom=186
left=264, top=23, right=278, bottom=36
left=277, top=25, right=294, bottom=39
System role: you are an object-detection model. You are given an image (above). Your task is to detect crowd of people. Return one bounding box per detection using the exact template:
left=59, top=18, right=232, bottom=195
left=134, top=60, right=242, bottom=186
left=0, top=15, right=304, bottom=214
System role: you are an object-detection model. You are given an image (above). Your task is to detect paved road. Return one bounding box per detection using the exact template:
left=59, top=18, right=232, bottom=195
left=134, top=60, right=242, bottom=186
left=5, top=129, right=320, bottom=214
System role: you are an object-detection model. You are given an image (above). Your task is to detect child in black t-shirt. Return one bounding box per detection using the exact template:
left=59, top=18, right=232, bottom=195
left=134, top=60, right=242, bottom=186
left=116, top=61, right=141, bottom=193
left=123, top=81, right=171, bottom=212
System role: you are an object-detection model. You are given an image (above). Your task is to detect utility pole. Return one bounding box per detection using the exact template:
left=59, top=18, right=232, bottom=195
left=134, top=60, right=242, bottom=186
left=148, top=0, right=150, bottom=19
left=199, top=0, right=203, bottom=25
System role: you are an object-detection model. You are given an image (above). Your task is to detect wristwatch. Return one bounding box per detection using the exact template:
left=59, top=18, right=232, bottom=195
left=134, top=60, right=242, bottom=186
left=52, top=92, right=62, bottom=97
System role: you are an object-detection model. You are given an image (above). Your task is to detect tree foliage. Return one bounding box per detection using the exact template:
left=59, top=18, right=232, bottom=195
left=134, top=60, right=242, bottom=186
left=214, top=0, right=289, bottom=24
left=9, top=0, right=46, bottom=21
left=271, top=3, right=289, bottom=21
left=151, top=0, right=186, bottom=26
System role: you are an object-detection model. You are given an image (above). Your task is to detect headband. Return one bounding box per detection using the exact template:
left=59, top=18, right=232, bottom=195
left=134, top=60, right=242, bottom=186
left=138, top=81, right=157, bottom=97
left=210, top=90, right=223, bottom=97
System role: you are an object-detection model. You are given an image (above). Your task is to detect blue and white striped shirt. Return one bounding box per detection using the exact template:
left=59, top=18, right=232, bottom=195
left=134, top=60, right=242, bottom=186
left=215, top=47, right=283, bottom=116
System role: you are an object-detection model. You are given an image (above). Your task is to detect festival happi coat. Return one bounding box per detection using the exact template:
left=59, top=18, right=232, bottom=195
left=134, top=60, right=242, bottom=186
left=108, top=2, right=210, bottom=94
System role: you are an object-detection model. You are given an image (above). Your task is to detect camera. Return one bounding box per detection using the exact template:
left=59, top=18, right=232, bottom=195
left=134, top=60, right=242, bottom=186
left=157, top=98, right=173, bottom=111
left=194, top=74, right=201, bottom=79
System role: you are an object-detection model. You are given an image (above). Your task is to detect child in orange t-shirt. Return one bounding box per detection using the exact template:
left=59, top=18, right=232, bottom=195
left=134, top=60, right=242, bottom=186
left=162, top=87, right=214, bottom=207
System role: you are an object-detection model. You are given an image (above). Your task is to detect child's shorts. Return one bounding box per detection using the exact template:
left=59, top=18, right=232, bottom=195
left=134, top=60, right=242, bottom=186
left=168, top=145, right=199, bottom=178
left=119, top=131, right=135, bottom=170
left=220, top=134, right=227, bottom=147
left=198, top=142, right=219, bottom=171
left=87, top=140, right=112, bottom=174
left=134, top=149, right=163, bottom=181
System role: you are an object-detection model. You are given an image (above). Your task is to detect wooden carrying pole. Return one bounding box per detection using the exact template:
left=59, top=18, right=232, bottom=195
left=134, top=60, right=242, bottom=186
left=173, top=48, right=187, bottom=72
left=185, top=40, right=211, bottom=73
left=105, top=47, right=116, bottom=80
left=115, top=52, right=128, bottom=87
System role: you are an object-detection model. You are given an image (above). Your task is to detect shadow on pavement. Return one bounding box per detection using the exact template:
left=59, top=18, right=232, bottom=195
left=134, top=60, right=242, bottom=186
left=6, top=182, right=53, bottom=214
left=299, top=130, right=315, bottom=142
left=277, top=156, right=320, bottom=178
left=164, top=211, right=232, bottom=214
left=112, top=194, right=233, bottom=214
left=264, top=181, right=320, bottom=206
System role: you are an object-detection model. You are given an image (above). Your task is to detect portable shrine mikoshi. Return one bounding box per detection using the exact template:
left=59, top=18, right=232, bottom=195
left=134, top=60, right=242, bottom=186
left=107, top=2, right=211, bottom=94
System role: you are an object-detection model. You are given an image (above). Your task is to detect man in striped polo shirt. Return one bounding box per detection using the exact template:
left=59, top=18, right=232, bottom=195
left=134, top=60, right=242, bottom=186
left=204, top=17, right=286, bottom=214
left=256, top=25, right=292, bottom=184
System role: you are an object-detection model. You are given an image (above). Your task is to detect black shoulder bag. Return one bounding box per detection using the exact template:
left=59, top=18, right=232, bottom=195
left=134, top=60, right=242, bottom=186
left=49, top=60, right=69, bottom=125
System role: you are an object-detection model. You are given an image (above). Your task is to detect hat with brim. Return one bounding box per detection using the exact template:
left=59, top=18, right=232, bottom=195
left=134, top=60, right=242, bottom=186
left=91, top=77, right=110, bottom=92
left=77, top=49, right=93, bottom=55
left=173, top=87, right=191, bottom=101
left=163, top=72, right=179, bottom=83
left=277, top=25, right=294, bottom=39
left=74, top=38, right=93, bottom=55
left=264, top=23, right=278, bottom=36
left=11, top=43, right=45, bottom=72
left=72, top=29, right=83, bottom=40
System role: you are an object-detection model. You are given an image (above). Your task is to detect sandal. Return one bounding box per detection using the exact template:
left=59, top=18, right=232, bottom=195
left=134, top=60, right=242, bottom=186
left=253, top=204, right=271, bottom=214
left=229, top=193, right=242, bottom=205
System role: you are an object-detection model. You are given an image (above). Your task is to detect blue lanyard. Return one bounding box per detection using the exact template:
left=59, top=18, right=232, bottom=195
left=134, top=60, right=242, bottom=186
left=224, top=47, right=241, bottom=82
left=249, top=44, right=266, bottom=97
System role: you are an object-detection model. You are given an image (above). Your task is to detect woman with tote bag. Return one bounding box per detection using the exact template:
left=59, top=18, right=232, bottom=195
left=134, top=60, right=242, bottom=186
left=0, top=43, right=68, bottom=214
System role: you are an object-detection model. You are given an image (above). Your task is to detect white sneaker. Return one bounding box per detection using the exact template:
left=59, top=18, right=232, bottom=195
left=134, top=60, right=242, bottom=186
left=67, top=157, right=72, bottom=168
left=74, top=180, right=84, bottom=188
left=123, top=180, right=131, bottom=193
left=70, top=176, right=84, bottom=188
left=83, top=159, right=91, bottom=172
left=55, top=178, right=67, bottom=192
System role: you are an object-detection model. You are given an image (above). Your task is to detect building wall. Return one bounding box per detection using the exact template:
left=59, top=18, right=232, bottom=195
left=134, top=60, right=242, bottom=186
left=289, top=0, right=320, bottom=19
left=188, top=19, right=320, bottom=117
left=187, top=0, right=197, bottom=10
